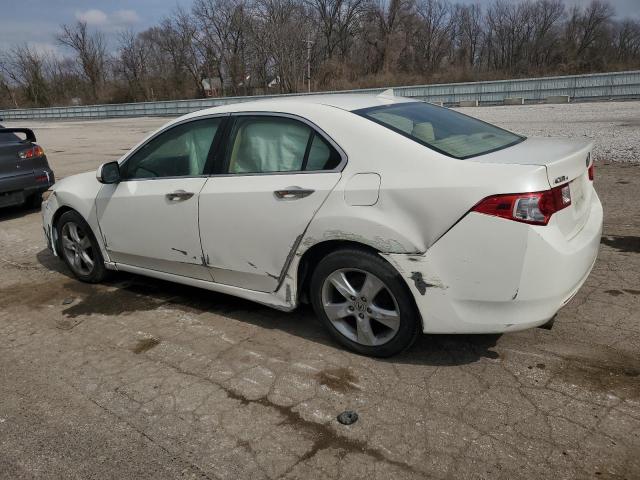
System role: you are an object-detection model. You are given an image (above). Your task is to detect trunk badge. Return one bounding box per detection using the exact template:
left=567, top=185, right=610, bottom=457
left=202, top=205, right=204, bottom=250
left=554, top=175, right=568, bottom=184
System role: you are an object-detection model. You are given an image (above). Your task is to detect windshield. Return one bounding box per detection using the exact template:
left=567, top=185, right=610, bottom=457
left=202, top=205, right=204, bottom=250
left=355, top=102, right=524, bottom=159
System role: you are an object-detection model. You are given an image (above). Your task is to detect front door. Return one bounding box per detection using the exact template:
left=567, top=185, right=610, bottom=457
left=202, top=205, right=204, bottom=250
left=198, top=114, right=344, bottom=292
left=96, top=117, right=224, bottom=280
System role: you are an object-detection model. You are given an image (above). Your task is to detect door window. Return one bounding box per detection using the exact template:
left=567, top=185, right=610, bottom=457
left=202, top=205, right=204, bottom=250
left=226, top=116, right=341, bottom=174
left=122, top=118, right=222, bottom=179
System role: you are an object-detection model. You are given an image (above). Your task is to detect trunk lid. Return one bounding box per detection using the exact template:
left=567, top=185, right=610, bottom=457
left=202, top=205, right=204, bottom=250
left=473, top=137, right=594, bottom=238
left=0, top=138, right=22, bottom=178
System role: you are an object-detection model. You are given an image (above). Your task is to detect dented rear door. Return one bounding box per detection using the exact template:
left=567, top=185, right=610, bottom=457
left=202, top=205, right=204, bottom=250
left=198, top=113, right=343, bottom=293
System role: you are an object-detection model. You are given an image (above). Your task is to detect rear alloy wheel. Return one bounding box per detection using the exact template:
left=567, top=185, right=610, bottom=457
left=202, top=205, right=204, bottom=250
left=56, top=210, right=108, bottom=283
left=310, top=249, right=420, bottom=357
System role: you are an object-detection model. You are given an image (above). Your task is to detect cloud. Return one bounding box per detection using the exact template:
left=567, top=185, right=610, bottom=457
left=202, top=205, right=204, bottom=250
left=112, top=10, right=140, bottom=25
left=75, top=9, right=108, bottom=26
left=74, top=9, right=140, bottom=29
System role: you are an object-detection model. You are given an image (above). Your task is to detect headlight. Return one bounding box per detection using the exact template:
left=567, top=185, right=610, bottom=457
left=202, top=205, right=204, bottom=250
left=42, top=189, right=54, bottom=202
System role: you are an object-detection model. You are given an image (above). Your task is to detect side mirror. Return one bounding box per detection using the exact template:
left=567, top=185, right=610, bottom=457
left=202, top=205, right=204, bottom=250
left=97, top=161, right=121, bottom=184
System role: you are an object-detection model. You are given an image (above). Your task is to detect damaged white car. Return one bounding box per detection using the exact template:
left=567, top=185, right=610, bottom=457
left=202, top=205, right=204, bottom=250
left=42, top=94, right=603, bottom=356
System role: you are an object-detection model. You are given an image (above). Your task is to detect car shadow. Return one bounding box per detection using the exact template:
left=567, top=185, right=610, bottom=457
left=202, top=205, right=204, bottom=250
left=0, top=203, right=41, bottom=222
left=36, top=248, right=501, bottom=366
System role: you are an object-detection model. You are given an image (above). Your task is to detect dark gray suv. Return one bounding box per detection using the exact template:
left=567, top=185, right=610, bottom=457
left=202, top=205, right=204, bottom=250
left=0, top=125, right=55, bottom=208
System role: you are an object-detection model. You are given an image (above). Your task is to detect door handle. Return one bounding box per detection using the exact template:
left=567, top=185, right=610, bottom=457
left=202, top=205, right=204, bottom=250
left=166, top=190, right=195, bottom=201
left=274, top=187, right=315, bottom=200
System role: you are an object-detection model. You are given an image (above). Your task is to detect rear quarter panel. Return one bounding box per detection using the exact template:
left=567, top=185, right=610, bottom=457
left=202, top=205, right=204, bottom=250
left=298, top=109, right=551, bottom=256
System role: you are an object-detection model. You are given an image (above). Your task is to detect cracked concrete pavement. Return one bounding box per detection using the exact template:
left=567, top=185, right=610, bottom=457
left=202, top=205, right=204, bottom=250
left=1, top=106, right=639, bottom=479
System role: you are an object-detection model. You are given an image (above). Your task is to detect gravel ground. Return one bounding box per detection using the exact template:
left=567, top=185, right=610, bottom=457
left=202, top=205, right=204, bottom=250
left=0, top=102, right=639, bottom=479
left=457, top=100, right=640, bottom=163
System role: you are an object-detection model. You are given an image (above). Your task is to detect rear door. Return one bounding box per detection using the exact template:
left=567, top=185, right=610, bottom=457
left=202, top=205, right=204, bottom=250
left=96, top=116, right=225, bottom=279
left=198, top=113, right=344, bottom=292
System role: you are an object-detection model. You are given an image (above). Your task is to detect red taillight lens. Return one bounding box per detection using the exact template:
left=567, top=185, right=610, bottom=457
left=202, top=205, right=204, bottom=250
left=18, top=145, right=44, bottom=159
left=472, top=184, right=571, bottom=226
left=588, top=163, right=594, bottom=181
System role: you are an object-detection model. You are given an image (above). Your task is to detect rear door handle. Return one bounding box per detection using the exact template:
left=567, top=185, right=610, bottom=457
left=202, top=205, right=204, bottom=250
left=274, top=187, right=315, bottom=200
left=166, top=190, right=195, bottom=201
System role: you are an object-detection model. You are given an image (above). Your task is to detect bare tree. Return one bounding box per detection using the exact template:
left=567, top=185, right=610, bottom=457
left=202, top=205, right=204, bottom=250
left=305, top=0, right=369, bottom=60
left=57, top=21, right=107, bottom=101
left=2, top=0, right=639, bottom=106
left=411, top=0, right=454, bottom=73
left=455, top=3, right=483, bottom=69
left=0, top=45, right=51, bottom=106
left=194, top=0, right=250, bottom=95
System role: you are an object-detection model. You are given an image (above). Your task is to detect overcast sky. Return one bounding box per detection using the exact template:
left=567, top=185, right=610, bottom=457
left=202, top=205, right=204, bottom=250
left=0, top=0, right=638, bottom=56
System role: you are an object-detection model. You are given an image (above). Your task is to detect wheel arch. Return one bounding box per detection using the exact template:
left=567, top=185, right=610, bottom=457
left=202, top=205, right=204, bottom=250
left=50, top=203, right=110, bottom=263
left=296, top=239, right=424, bottom=330
left=297, top=240, right=380, bottom=301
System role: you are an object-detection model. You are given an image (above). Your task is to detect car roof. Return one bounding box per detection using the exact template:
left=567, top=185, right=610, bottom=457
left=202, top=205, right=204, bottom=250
left=181, top=93, right=417, bottom=121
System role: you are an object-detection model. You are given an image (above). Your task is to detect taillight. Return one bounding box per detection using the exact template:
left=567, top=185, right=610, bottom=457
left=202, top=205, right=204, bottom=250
left=472, top=184, right=571, bottom=226
left=588, top=163, right=594, bottom=181
left=18, top=145, right=44, bottom=159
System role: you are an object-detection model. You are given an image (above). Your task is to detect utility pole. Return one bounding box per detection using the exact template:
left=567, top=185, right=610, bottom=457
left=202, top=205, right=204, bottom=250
left=304, top=37, right=313, bottom=93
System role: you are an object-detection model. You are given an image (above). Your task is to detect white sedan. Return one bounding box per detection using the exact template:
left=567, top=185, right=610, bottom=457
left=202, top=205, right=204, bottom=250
left=42, top=94, right=603, bottom=356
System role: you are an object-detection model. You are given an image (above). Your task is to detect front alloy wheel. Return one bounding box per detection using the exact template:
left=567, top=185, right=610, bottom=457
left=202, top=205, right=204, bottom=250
left=60, top=221, right=95, bottom=276
left=56, top=210, right=108, bottom=283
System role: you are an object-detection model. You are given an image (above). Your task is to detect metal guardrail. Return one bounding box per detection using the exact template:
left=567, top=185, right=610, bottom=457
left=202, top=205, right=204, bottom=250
left=1, top=70, right=639, bottom=120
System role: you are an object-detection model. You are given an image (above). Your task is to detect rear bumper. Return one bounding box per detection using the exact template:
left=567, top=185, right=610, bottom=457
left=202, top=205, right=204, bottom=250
left=0, top=169, right=55, bottom=207
left=385, top=190, right=603, bottom=334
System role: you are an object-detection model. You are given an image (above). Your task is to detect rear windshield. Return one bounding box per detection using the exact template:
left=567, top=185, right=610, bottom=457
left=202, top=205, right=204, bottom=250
left=355, top=102, right=524, bottom=159
left=0, top=126, right=20, bottom=144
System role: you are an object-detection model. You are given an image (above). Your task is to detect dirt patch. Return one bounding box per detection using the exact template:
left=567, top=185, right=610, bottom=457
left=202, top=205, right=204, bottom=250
left=539, top=343, right=640, bottom=399
left=605, top=289, right=624, bottom=296
left=132, top=337, right=160, bottom=354
left=600, top=235, right=640, bottom=254
left=316, top=368, right=360, bottom=393
left=62, top=282, right=169, bottom=318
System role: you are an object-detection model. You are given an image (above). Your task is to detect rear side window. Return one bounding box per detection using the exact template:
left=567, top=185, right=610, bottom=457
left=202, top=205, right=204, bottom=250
left=355, top=102, right=524, bottom=159
left=226, top=116, right=341, bottom=174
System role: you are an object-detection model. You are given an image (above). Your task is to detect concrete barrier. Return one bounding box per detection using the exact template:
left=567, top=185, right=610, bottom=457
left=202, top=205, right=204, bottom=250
left=546, top=95, right=571, bottom=103
left=459, top=100, right=479, bottom=107
left=504, top=97, right=525, bottom=105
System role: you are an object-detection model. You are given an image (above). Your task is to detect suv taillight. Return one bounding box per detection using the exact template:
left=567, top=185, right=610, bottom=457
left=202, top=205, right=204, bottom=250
left=18, top=145, right=44, bottom=159
left=472, top=184, right=571, bottom=226
left=588, top=163, right=594, bottom=181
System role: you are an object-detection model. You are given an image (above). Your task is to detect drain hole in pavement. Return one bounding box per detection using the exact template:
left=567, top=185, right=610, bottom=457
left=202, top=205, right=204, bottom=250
left=132, top=337, right=160, bottom=354
left=337, top=411, right=358, bottom=425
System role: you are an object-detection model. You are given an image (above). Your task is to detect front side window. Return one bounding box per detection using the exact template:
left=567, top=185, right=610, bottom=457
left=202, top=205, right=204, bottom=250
left=226, top=116, right=341, bottom=174
left=122, top=118, right=221, bottom=179
left=355, top=102, right=524, bottom=159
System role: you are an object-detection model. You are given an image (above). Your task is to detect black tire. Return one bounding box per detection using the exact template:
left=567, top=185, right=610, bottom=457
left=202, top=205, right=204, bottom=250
left=56, top=210, right=108, bottom=283
left=309, top=248, right=421, bottom=357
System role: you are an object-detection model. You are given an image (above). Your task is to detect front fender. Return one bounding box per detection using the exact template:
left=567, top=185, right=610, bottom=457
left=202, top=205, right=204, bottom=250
left=42, top=171, right=110, bottom=262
